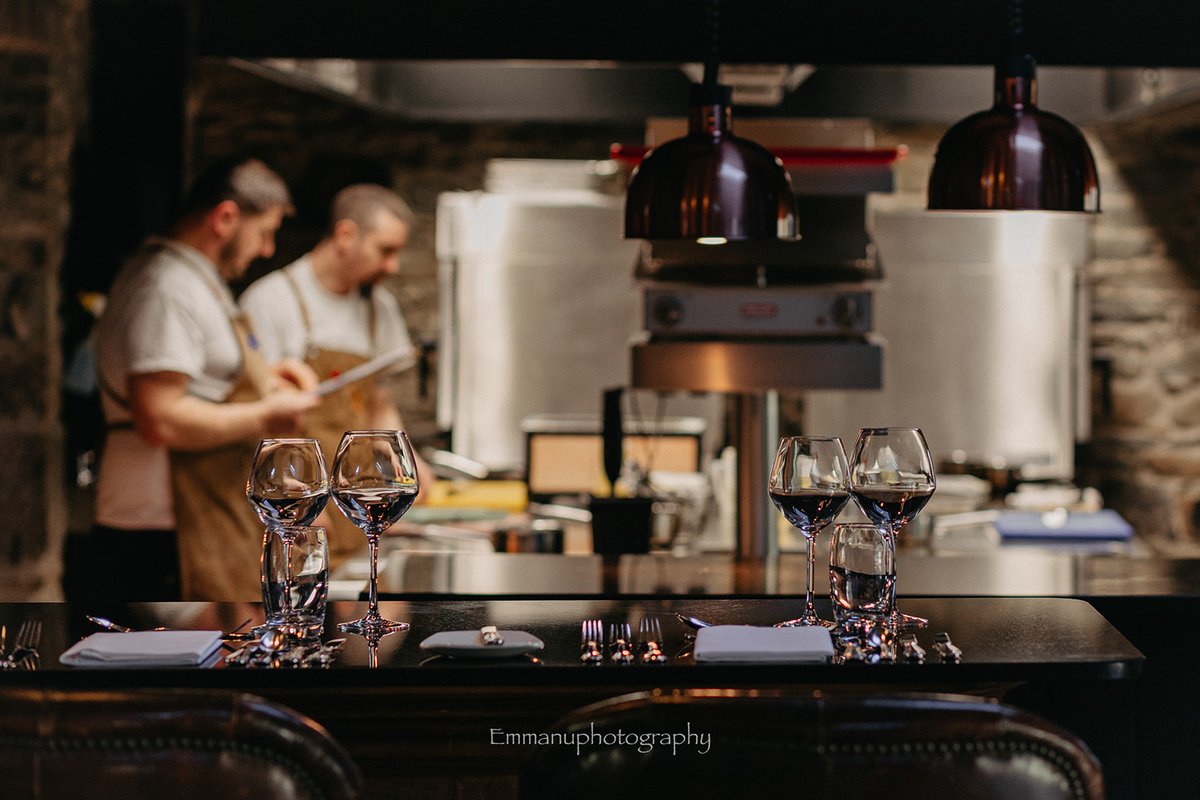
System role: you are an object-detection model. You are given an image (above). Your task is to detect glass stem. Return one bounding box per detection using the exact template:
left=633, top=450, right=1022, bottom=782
left=282, top=536, right=294, bottom=614
left=885, top=527, right=899, bottom=615
left=367, top=533, right=381, bottom=618
left=804, top=527, right=817, bottom=616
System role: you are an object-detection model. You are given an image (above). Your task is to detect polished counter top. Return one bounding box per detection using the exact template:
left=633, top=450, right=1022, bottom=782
left=357, top=537, right=1200, bottom=599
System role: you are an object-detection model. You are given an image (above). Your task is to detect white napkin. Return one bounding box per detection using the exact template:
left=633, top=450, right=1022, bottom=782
left=59, top=631, right=224, bottom=668
left=693, top=625, right=834, bottom=663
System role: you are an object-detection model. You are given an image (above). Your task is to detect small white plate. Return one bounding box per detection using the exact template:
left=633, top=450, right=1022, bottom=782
left=418, top=630, right=544, bottom=659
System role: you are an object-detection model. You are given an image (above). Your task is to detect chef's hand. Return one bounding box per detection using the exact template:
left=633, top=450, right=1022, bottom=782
left=272, top=358, right=320, bottom=393
left=260, top=389, right=320, bottom=437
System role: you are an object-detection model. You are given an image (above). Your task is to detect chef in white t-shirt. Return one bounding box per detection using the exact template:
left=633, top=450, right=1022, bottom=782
left=93, top=157, right=319, bottom=601
left=239, top=184, right=431, bottom=564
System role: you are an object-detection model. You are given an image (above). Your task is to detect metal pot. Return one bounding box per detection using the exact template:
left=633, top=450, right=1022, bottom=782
left=490, top=520, right=564, bottom=553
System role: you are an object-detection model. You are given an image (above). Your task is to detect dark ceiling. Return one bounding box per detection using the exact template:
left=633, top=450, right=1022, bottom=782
left=193, top=0, right=1200, bottom=68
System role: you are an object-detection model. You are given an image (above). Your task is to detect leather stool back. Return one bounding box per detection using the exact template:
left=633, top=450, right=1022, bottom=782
left=520, top=689, right=1104, bottom=800
left=0, top=688, right=361, bottom=800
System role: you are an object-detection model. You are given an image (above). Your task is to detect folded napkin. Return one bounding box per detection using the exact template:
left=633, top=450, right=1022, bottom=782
left=60, top=631, right=223, bottom=668
left=693, top=625, right=834, bottom=663
left=994, top=509, right=1133, bottom=541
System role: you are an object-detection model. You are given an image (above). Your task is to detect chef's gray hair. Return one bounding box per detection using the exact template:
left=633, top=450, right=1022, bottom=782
left=180, top=156, right=294, bottom=219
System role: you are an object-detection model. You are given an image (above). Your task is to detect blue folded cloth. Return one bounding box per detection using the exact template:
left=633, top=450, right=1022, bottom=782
left=994, top=509, right=1133, bottom=541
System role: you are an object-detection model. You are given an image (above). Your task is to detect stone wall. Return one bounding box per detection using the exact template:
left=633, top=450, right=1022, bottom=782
left=0, top=0, right=88, bottom=598
left=1086, top=112, right=1200, bottom=550
left=872, top=117, right=1200, bottom=547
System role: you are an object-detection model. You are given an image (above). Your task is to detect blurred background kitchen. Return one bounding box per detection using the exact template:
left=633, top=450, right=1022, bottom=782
left=6, top=0, right=1200, bottom=600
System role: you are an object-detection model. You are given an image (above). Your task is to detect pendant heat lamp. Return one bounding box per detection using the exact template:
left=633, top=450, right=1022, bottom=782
left=927, top=0, right=1099, bottom=212
left=623, top=0, right=797, bottom=242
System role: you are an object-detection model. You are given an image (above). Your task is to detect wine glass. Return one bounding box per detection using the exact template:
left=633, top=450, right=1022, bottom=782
left=768, top=436, right=851, bottom=627
left=330, top=430, right=420, bottom=638
left=246, top=438, right=330, bottom=631
left=848, top=427, right=936, bottom=629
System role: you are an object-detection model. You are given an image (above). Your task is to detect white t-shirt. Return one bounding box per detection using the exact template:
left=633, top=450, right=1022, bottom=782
left=94, top=238, right=246, bottom=530
left=238, top=256, right=414, bottom=369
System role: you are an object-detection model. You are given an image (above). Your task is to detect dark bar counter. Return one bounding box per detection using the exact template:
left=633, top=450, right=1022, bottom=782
left=0, top=597, right=1142, bottom=681
left=0, top=597, right=1142, bottom=798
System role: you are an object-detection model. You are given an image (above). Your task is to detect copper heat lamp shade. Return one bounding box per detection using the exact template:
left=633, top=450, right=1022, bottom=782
left=625, top=84, right=797, bottom=241
left=928, top=55, right=1099, bottom=212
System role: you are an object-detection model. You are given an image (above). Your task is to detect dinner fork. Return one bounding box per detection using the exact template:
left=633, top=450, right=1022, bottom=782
left=608, top=622, right=634, bottom=665
left=638, top=617, right=668, bottom=664
left=5, top=620, right=41, bottom=670
left=580, top=619, right=603, bottom=665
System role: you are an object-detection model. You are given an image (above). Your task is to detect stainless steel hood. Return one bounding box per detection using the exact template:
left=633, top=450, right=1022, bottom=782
left=242, top=58, right=1200, bottom=127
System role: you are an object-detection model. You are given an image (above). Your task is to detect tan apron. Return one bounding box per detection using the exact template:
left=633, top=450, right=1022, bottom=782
left=170, top=314, right=277, bottom=602
left=283, top=270, right=378, bottom=567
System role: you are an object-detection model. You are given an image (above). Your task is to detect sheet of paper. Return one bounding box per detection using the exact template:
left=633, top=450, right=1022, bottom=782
left=314, top=347, right=418, bottom=397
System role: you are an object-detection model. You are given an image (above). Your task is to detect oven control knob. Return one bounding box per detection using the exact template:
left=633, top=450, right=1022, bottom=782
left=832, top=295, right=861, bottom=329
left=653, top=296, right=684, bottom=327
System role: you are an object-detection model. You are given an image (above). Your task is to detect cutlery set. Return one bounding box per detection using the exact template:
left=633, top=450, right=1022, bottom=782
left=0, top=621, right=42, bottom=670
left=834, top=625, right=964, bottom=665
left=581, top=618, right=669, bottom=665
left=80, top=616, right=339, bottom=668
left=224, top=629, right=346, bottom=669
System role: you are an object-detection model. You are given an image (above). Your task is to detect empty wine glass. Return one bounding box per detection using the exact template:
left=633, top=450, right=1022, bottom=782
left=246, top=438, right=329, bottom=630
left=848, top=427, right=936, bottom=629
left=331, top=430, right=420, bottom=638
left=768, top=436, right=851, bottom=627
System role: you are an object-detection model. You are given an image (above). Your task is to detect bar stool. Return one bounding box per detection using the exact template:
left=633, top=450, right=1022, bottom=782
left=520, top=689, right=1104, bottom=800
left=0, top=687, right=362, bottom=800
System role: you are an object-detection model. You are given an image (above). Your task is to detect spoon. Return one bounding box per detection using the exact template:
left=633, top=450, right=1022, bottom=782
left=258, top=628, right=288, bottom=668
left=260, top=628, right=287, bottom=651
left=87, top=615, right=134, bottom=633
left=680, top=613, right=838, bottom=632
left=87, top=615, right=254, bottom=639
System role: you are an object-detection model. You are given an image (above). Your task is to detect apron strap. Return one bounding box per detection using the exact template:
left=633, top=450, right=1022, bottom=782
left=98, top=371, right=131, bottom=410
left=282, top=268, right=314, bottom=335
left=367, top=288, right=378, bottom=349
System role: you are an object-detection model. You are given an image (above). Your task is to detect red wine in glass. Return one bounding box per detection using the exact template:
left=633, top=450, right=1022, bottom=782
left=849, top=427, right=937, bottom=629
left=851, top=486, right=934, bottom=530
left=768, top=436, right=851, bottom=628
left=769, top=488, right=850, bottom=531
